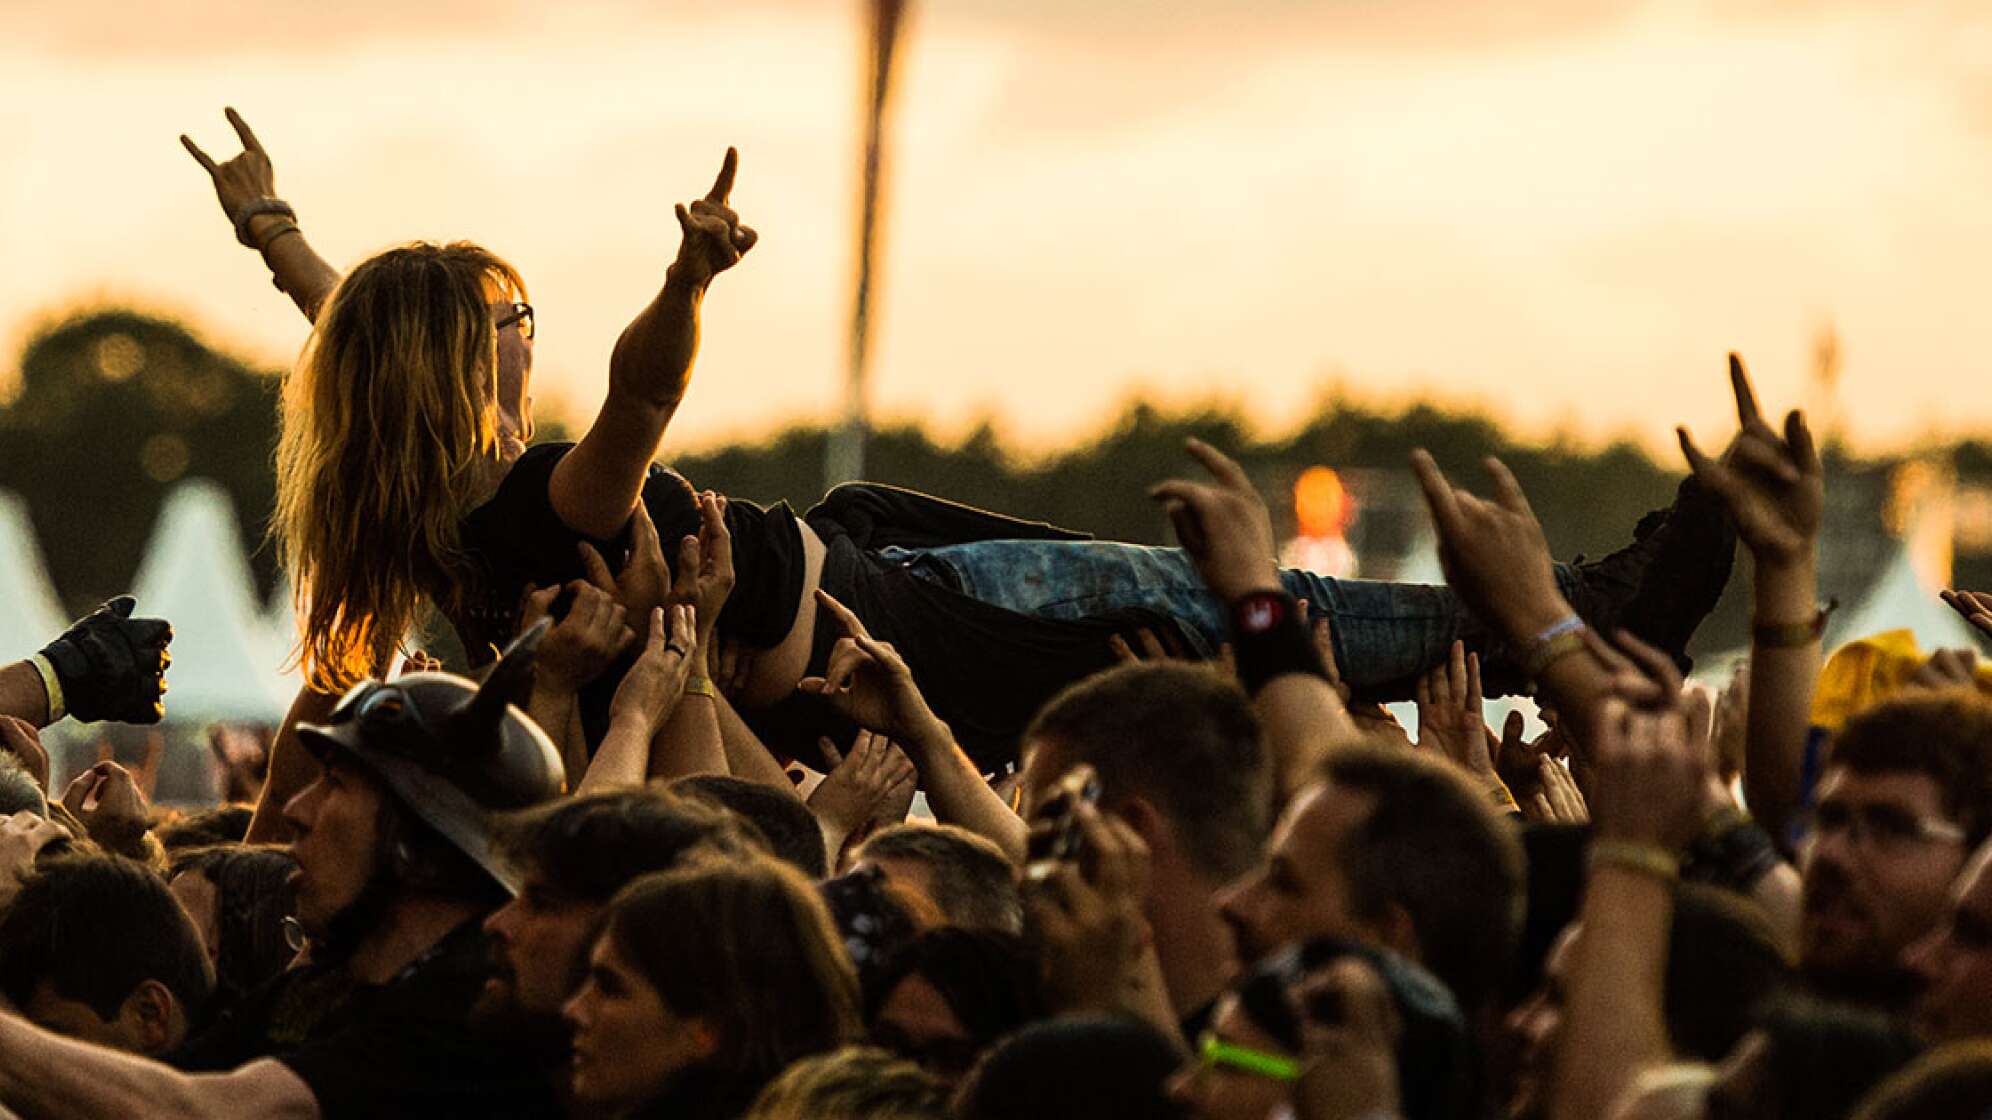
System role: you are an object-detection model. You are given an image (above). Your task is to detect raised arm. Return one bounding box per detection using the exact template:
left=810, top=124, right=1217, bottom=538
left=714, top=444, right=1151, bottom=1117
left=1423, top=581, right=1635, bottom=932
left=1151, top=439, right=1358, bottom=807
left=550, top=150, right=758, bottom=539
left=1551, top=699, right=1706, bottom=1120
left=182, top=108, right=341, bottom=323
left=1677, top=355, right=1824, bottom=848
left=800, top=590, right=1027, bottom=862
left=580, top=605, right=698, bottom=793
left=1408, top=450, right=1624, bottom=756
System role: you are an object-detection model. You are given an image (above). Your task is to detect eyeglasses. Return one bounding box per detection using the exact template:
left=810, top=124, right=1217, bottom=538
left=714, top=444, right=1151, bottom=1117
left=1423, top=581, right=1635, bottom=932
left=1195, top=1031, right=1300, bottom=1083
left=495, top=301, right=534, bottom=342
left=1808, top=799, right=1967, bottom=853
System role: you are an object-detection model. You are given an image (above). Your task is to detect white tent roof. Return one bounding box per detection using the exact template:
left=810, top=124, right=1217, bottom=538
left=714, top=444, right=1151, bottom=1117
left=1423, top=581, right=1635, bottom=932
left=132, top=480, right=295, bottom=723
left=1827, top=542, right=1984, bottom=653
left=0, top=491, right=68, bottom=662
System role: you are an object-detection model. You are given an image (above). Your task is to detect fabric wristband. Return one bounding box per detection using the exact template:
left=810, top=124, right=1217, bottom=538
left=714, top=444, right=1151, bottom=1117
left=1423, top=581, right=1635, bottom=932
left=684, top=676, right=718, bottom=699
left=232, top=198, right=298, bottom=248
left=256, top=220, right=301, bottom=256
left=1524, top=628, right=1588, bottom=679
left=1589, top=839, right=1680, bottom=882
left=1229, top=591, right=1328, bottom=697
left=27, top=653, right=64, bottom=722
left=1683, top=809, right=1782, bottom=892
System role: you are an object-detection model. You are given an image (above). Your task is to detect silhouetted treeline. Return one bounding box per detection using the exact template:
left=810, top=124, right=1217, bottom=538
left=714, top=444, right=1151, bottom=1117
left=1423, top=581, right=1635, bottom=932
left=6, top=307, right=1991, bottom=621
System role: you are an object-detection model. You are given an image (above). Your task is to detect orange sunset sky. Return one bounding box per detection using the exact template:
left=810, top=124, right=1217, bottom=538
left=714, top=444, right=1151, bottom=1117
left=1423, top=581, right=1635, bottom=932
left=4, top=0, right=1989, bottom=457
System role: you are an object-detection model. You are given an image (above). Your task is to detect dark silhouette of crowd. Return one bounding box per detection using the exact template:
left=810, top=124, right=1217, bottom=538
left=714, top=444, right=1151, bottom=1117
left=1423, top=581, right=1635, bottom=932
left=5, top=106, right=1992, bottom=1120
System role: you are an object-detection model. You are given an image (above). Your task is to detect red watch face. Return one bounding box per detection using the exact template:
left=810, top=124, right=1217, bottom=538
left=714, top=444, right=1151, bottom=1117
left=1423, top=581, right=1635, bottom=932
left=1239, top=596, right=1282, bottom=633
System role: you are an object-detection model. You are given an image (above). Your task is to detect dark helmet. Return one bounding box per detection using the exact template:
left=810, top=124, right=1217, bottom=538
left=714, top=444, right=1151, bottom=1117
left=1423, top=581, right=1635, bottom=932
left=297, top=622, right=563, bottom=896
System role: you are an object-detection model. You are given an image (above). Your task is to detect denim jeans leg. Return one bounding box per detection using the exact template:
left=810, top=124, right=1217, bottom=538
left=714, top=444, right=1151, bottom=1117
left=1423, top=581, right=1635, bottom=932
left=882, top=540, right=1585, bottom=689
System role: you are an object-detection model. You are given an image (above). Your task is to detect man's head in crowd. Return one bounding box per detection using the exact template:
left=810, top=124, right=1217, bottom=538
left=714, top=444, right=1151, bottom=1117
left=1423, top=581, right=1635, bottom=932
left=0, top=853, right=214, bottom=1055
left=855, top=823, right=1022, bottom=934
left=1019, top=663, right=1270, bottom=1014
left=864, top=928, right=1047, bottom=1083
left=281, top=750, right=506, bottom=948
left=1218, top=746, right=1524, bottom=1014
left=284, top=656, right=566, bottom=957
left=482, top=787, right=759, bottom=1026
left=1506, top=882, right=1795, bottom=1120
left=675, top=774, right=829, bottom=879
left=1801, top=692, right=1992, bottom=1004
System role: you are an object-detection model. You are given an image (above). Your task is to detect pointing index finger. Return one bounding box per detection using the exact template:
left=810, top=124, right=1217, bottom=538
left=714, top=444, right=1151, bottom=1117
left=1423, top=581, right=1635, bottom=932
left=225, top=107, right=265, bottom=155
left=814, top=587, right=869, bottom=640
left=706, top=147, right=738, bottom=205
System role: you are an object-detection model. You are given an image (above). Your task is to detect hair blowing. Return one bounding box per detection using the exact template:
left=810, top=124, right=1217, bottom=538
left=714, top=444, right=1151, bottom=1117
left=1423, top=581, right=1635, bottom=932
left=273, top=241, right=525, bottom=691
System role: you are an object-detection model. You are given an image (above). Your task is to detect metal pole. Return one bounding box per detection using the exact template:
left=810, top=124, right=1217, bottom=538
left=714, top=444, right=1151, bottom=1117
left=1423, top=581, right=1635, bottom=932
left=827, top=0, right=909, bottom=488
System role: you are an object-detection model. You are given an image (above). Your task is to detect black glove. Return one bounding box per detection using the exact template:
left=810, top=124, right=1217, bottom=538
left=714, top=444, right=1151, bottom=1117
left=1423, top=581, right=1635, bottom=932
left=38, top=596, right=172, bottom=724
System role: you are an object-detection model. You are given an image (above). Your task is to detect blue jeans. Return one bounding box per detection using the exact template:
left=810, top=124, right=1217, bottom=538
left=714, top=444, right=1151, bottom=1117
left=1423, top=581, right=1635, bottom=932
left=880, top=540, right=1581, bottom=689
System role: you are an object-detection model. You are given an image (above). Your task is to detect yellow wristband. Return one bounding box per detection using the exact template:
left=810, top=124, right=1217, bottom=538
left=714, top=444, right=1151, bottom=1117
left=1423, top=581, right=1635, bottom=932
left=1589, top=839, right=1680, bottom=882
left=1524, top=629, right=1588, bottom=679
left=685, top=677, right=718, bottom=699
left=28, top=653, right=64, bottom=723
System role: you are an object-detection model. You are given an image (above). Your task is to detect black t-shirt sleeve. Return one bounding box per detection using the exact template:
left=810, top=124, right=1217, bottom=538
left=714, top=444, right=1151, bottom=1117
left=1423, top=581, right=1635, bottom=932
left=456, top=441, right=802, bottom=655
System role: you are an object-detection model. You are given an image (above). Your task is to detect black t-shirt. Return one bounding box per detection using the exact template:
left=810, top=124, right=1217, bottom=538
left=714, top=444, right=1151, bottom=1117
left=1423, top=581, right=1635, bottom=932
left=170, top=923, right=562, bottom=1120
left=453, top=443, right=804, bottom=745
left=455, top=442, right=805, bottom=660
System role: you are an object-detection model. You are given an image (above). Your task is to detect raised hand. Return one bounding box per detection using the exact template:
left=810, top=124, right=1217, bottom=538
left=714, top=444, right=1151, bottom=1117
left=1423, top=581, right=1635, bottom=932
left=1676, top=354, right=1822, bottom=568
left=1588, top=699, right=1708, bottom=852
left=672, top=148, right=759, bottom=284
left=1108, top=626, right=1237, bottom=679
left=1490, top=711, right=1548, bottom=801
left=1940, top=590, right=1992, bottom=640
left=809, top=731, right=918, bottom=859
left=578, top=497, right=672, bottom=627
left=39, top=596, right=172, bottom=724
left=180, top=108, right=280, bottom=243
left=1150, top=438, right=1281, bottom=602
left=1025, top=802, right=1157, bottom=1016
left=1526, top=755, right=1591, bottom=824
left=681, top=492, right=735, bottom=664
left=1909, top=647, right=1983, bottom=693
left=61, top=760, right=152, bottom=855
left=1410, top=451, right=1564, bottom=641
left=1415, top=641, right=1499, bottom=782
left=0, top=716, right=50, bottom=794
left=607, top=605, right=698, bottom=739
left=519, top=580, right=634, bottom=692
left=796, top=590, right=948, bottom=749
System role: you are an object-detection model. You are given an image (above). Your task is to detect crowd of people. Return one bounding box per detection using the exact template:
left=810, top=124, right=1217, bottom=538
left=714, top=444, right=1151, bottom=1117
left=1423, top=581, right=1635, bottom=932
left=2, top=106, right=1992, bottom=1119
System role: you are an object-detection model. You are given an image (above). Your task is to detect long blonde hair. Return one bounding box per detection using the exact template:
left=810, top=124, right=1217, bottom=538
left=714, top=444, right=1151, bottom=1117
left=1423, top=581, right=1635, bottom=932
left=273, top=242, right=527, bottom=692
